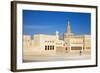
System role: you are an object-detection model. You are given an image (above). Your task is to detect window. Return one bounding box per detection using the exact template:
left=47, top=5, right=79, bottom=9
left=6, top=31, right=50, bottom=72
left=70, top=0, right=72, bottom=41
left=52, top=46, right=54, bottom=50
left=45, top=45, right=54, bottom=50
left=71, top=47, right=82, bottom=50
left=48, top=46, right=49, bottom=50
left=50, top=46, right=52, bottom=50
left=86, top=47, right=90, bottom=49
left=45, top=46, right=47, bottom=50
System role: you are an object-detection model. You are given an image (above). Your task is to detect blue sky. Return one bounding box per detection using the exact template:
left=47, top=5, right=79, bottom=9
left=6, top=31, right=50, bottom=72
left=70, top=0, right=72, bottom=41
left=23, top=10, right=91, bottom=36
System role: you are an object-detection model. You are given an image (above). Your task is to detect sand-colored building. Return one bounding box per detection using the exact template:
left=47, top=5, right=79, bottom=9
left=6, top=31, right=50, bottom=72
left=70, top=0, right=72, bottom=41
left=23, top=35, right=31, bottom=49
left=64, top=18, right=91, bottom=54
left=23, top=18, right=91, bottom=56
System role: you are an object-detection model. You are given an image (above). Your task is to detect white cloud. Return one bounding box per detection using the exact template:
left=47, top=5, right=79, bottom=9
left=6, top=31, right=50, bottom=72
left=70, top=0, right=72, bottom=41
left=24, top=24, right=54, bottom=29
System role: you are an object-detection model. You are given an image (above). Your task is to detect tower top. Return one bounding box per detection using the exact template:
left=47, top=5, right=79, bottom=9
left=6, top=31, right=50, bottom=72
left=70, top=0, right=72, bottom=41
left=56, top=30, right=59, bottom=40
left=67, top=17, right=71, bottom=33
left=56, top=30, right=59, bottom=35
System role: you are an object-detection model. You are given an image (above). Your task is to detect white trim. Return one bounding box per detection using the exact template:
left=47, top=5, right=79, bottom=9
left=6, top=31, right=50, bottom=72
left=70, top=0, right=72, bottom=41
left=16, top=3, right=96, bottom=69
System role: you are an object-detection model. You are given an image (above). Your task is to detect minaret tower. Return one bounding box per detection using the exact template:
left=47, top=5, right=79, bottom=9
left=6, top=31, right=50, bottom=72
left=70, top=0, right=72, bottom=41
left=64, top=17, right=73, bottom=41
left=67, top=17, right=71, bottom=33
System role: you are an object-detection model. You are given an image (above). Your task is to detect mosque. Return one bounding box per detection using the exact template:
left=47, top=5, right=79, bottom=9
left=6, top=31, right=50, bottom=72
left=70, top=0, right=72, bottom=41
left=23, top=18, right=91, bottom=56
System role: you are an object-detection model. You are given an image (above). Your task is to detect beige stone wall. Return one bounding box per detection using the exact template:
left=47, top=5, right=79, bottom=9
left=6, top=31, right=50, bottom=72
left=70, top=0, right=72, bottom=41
left=23, top=35, right=31, bottom=50
left=56, top=47, right=67, bottom=54
left=33, top=35, right=40, bottom=48
left=32, top=34, right=58, bottom=55
left=55, top=40, right=67, bottom=53
left=83, top=35, right=91, bottom=51
left=70, top=36, right=83, bottom=44
left=23, top=33, right=91, bottom=56
left=64, top=33, right=91, bottom=53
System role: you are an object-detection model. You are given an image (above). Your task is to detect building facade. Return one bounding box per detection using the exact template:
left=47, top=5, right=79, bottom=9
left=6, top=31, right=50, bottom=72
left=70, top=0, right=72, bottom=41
left=64, top=18, right=91, bottom=54
left=23, top=18, right=91, bottom=56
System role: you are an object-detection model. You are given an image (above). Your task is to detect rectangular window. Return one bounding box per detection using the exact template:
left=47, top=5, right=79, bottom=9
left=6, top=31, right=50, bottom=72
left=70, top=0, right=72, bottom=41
left=52, top=46, right=54, bottom=50
left=48, top=46, right=49, bottom=50
left=50, top=46, right=52, bottom=50
left=71, top=47, right=82, bottom=50
left=86, top=47, right=90, bottom=49
left=66, top=48, right=67, bottom=50
left=45, top=46, right=47, bottom=50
